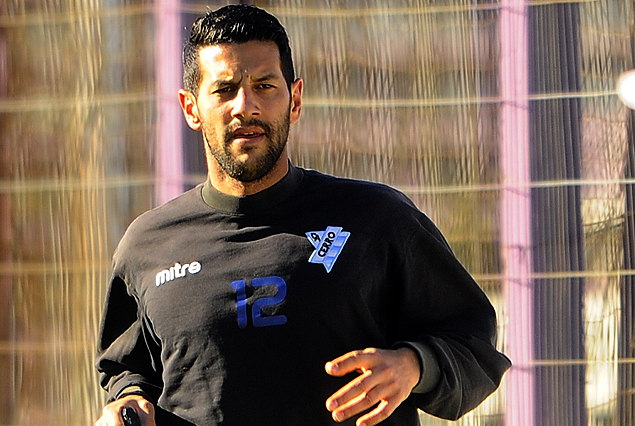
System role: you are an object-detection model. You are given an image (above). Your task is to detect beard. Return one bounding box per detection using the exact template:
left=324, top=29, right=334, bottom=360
left=202, top=110, right=291, bottom=183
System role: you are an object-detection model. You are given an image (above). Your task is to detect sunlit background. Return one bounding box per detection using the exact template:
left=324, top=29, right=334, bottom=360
left=0, top=0, right=634, bottom=425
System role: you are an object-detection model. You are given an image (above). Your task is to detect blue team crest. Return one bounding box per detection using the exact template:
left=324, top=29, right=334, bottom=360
left=305, top=226, right=350, bottom=273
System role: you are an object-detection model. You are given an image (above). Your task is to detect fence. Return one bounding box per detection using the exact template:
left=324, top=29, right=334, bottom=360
left=0, top=1, right=632, bottom=425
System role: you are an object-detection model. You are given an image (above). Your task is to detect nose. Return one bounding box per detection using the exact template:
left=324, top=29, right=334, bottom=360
left=231, top=87, right=260, bottom=118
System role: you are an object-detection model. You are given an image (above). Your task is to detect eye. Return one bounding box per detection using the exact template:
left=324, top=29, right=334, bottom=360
left=256, top=83, right=276, bottom=90
left=213, top=86, right=236, bottom=95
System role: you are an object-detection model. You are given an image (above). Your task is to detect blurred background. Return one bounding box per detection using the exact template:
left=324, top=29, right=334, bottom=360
left=0, top=0, right=633, bottom=425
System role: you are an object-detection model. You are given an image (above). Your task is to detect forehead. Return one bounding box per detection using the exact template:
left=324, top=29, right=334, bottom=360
left=198, top=41, right=283, bottom=80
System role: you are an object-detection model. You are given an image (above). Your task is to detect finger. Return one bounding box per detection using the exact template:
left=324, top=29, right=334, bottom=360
left=326, top=348, right=378, bottom=377
left=136, top=400, right=156, bottom=426
left=131, top=402, right=155, bottom=426
left=327, top=357, right=406, bottom=412
left=326, top=367, right=377, bottom=410
left=328, top=366, right=410, bottom=423
left=98, top=405, right=125, bottom=426
left=329, top=381, right=388, bottom=423
left=355, top=399, right=395, bottom=426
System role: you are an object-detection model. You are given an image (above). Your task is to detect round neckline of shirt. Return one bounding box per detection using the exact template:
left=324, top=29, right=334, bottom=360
left=201, top=163, right=304, bottom=215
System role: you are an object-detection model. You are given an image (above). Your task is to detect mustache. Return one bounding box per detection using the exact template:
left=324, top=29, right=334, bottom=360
left=224, top=118, right=272, bottom=141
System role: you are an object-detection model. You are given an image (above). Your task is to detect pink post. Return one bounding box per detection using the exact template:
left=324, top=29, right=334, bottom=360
left=500, top=1, right=534, bottom=425
left=155, top=0, right=183, bottom=205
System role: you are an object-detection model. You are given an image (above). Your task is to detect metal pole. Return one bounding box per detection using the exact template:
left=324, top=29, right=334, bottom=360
left=500, top=1, right=534, bottom=425
left=156, top=0, right=183, bottom=205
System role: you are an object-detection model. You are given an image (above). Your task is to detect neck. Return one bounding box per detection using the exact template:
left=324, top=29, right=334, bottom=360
left=207, top=155, right=289, bottom=197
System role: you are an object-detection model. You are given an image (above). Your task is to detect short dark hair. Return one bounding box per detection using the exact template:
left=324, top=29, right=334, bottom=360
left=182, top=4, right=295, bottom=95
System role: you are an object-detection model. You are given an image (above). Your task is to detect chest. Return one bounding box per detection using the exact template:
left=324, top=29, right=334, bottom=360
left=132, top=221, right=390, bottom=344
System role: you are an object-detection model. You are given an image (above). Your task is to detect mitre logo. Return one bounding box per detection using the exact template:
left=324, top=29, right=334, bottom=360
left=306, top=226, right=350, bottom=273
left=155, top=261, right=201, bottom=287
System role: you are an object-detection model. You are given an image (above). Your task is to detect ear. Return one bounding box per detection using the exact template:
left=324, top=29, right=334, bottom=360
left=289, top=78, right=303, bottom=125
left=179, top=89, right=203, bottom=131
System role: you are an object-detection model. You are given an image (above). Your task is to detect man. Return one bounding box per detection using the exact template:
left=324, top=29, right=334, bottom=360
left=95, top=5, right=510, bottom=426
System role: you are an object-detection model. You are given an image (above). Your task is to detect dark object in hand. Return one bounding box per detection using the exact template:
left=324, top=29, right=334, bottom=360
left=121, top=406, right=141, bottom=426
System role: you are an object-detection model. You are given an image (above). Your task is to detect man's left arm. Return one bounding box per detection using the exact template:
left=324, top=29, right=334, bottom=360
left=325, top=204, right=511, bottom=425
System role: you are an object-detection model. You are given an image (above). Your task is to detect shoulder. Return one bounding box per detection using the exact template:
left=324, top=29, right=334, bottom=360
left=297, top=167, right=446, bottom=240
left=299, top=168, right=415, bottom=207
left=114, top=184, right=206, bottom=253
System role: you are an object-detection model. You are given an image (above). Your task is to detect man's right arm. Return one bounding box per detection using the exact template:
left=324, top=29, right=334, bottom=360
left=95, top=274, right=163, bottom=424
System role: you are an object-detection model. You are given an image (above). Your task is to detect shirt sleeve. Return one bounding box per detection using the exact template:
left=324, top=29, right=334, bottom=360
left=393, top=209, right=511, bottom=420
left=95, top=273, right=164, bottom=404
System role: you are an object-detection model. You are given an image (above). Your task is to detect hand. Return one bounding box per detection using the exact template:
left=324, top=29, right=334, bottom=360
left=325, top=347, right=420, bottom=426
left=96, top=395, right=156, bottom=426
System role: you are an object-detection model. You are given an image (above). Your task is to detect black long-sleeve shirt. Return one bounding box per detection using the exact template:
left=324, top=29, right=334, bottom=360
left=96, top=165, right=510, bottom=425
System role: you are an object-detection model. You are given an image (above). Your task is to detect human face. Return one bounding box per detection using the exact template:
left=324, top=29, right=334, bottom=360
left=179, top=41, right=302, bottom=193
